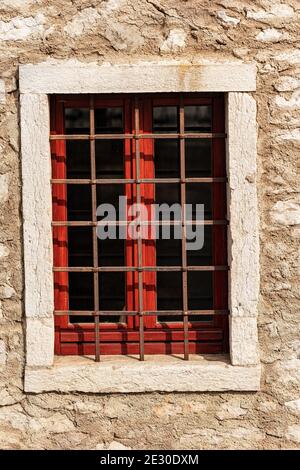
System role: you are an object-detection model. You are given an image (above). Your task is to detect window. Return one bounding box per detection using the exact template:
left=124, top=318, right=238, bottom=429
left=50, top=94, right=228, bottom=360
left=21, top=62, right=260, bottom=392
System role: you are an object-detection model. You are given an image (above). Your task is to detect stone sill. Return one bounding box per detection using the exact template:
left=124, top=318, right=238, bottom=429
left=24, top=355, right=261, bottom=393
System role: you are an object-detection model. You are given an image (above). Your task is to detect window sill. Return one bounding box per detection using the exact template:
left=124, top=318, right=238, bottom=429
left=24, top=354, right=261, bottom=393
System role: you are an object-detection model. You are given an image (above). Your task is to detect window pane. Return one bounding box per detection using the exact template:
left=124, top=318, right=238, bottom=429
left=66, top=141, right=90, bottom=179
left=185, top=139, right=211, bottom=177
left=67, top=185, right=92, bottom=221
left=98, top=239, right=125, bottom=267
left=186, top=183, right=212, bottom=220
left=153, top=106, right=178, bottom=133
left=154, top=139, right=180, bottom=178
left=95, top=140, right=124, bottom=179
left=156, top=238, right=181, bottom=266
left=96, top=184, right=125, bottom=220
left=99, top=272, right=126, bottom=313
left=185, top=105, right=211, bottom=132
left=155, top=184, right=181, bottom=218
left=68, top=227, right=93, bottom=267
left=65, top=108, right=89, bottom=134
left=157, top=272, right=182, bottom=310
left=95, top=107, right=123, bottom=134
left=187, top=226, right=212, bottom=266
left=69, top=272, right=93, bottom=311
left=188, top=271, right=213, bottom=310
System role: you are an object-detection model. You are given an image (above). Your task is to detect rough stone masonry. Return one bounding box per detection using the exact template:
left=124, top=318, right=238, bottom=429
left=0, top=0, right=299, bottom=450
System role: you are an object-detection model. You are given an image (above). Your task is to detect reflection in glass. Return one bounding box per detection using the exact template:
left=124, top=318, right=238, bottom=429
left=153, top=106, right=178, bottom=133
left=185, top=139, right=211, bottom=178
left=65, top=108, right=89, bottom=134
left=185, top=105, right=211, bottom=132
left=95, top=108, right=123, bottom=134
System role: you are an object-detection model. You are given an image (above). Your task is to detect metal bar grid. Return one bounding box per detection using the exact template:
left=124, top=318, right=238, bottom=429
left=51, top=94, right=229, bottom=361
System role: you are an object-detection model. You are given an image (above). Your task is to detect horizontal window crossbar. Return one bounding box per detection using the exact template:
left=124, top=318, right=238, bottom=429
left=50, top=132, right=226, bottom=140
left=52, top=220, right=228, bottom=227
left=51, top=177, right=227, bottom=185
left=54, top=310, right=229, bottom=316
left=53, top=266, right=229, bottom=272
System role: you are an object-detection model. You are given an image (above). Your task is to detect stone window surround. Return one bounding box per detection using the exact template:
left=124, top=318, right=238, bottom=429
left=20, top=62, right=260, bottom=393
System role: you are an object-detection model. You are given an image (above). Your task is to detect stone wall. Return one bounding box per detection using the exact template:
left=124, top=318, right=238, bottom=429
left=0, top=0, right=299, bottom=449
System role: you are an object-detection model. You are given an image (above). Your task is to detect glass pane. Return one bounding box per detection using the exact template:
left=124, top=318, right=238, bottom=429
left=188, top=271, right=213, bottom=310
left=95, top=107, right=123, bottom=134
left=95, top=140, right=124, bottom=179
left=154, top=139, right=180, bottom=178
left=66, top=141, right=90, bottom=179
left=185, top=139, right=211, bottom=177
left=67, top=185, right=92, bottom=221
left=155, top=184, right=181, bottom=218
left=186, top=183, right=212, bottom=220
left=187, top=226, right=212, bottom=266
left=98, top=239, right=125, bottom=267
left=68, top=227, right=93, bottom=267
left=156, top=238, right=181, bottom=266
left=99, top=272, right=126, bottom=312
left=153, top=106, right=178, bottom=133
left=96, top=184, right=125, bottom=220
left=69, top=272, right=93, bottom=311
left=157, top=272, right=182, bottom=311
left=65, top=108, right=89, bottom=134
left=185, top=105, right=211, bottom=132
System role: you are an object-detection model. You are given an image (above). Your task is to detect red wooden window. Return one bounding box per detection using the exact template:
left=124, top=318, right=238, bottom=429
left=50, top=94, right=228, bottom=361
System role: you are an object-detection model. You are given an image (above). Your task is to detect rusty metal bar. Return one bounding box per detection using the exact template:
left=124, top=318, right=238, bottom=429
left=50, top=132, right=226, bottom=141
left=52, top=219, right=229, bottom=227
left=53, top=265, right=229, bottom=273
left=134, top=97, right=144, bottom=361
left=54, top=309, right=229, bottom=316
left=51, top=177, right=227, bottom=185
left=90, top=97, right=100, bottom=362
left=179, top=96, right=189, bottom=360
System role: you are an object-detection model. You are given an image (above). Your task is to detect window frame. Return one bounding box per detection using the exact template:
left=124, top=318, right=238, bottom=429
left=20, top=62, right=260, bottom=392
left=51, top=93, right=229, bottom=359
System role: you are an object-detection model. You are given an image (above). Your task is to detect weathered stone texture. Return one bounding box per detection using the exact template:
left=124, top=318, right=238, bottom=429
left=0, top=0, right=299, bottom=450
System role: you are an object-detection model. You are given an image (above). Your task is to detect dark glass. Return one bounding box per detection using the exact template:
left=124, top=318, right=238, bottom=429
left=186, top=183, right=212, bottom=220
left=155, top=184, right=181, bottom=219
left=156, top=238, right=181, bottom=266
left=99, top=272, right=125, bottom=313
left=65, top=108, right=89, bottom=134
left=67, top=185, right=92, bottom=221
left=69, top=272, right=94, bottom=311
left=185, top=139, right=211, bottom=177
left=153, top=106, right=178, bottom=133
left=96, top=184, right=125, bottom=220
left=154, top=139, right=180, bottom=178
left=95, top=140, right=124, bottom=179
left=187, top=226, right=212, bottom=266
left=185, top=105, right=211, bottom=132
left=187, top=271, right=213, bottom=310
left=95, top=107, right=123, bottom=134
left=66, top=141, right=90, bottom=179
left=157, top=272, right=182, bottom=312
left=98, top=239, right=125, bottom=267
left=68, top=227, right=93, bottom=267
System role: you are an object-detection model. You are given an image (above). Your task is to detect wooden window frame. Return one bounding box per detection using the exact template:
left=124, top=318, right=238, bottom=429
left=50, top=93, right=229, bottom=360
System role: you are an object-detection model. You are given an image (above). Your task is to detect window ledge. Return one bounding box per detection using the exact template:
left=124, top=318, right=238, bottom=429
left=24, top=355, right=261, bottom=393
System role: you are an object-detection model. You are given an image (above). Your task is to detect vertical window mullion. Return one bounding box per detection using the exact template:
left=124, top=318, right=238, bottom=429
left=134, top=97, right=145, bottom=361
left=90, top=96, right=100, bottom=361
left=179, top=96, right=189, bottom=360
